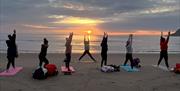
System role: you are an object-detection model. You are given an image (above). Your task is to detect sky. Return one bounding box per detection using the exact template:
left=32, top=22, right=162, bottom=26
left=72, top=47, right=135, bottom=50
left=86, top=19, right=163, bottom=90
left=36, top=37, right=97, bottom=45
left=0, top=0, right=180, bottom=35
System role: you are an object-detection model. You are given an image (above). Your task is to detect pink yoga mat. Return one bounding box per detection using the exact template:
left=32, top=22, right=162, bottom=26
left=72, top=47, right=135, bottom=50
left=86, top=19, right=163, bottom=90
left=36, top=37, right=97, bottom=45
left=0, top=67, right=23, bottom=76
left=61, top=66, right=75, bottom=73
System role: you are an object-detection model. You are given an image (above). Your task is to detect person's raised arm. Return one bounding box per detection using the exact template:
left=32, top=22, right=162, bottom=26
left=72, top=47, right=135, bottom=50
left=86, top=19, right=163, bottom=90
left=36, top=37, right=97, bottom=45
left=128, top=34, right=131, bottom=42
left=106, top=32, right=108, bottom=39
left=161, top=32, right=163, bottom=40
left=166, top=31, right=170, bottom=43
left=88, top=36, right=90, bottom=42
left=130, top=34, right=133, bottom=45
left=84, top=35, right=86, bottom=43
left=69, top=32, right=73, bottom=43
left=12, top=29, right=16, bottom=40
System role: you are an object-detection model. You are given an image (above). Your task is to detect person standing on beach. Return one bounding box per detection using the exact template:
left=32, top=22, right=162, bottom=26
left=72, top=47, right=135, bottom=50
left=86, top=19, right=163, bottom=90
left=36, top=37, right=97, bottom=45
left=39, top=38, right=49, bottom=67
left=101, top=32, right=108, bottom=67
left=64, top=32, right=73, bottom=71
left=6, top=30, right=18, bottom=71
left=157, top=31, right=170, bottom=69
left=123, top=34, right=134, bottom=69
left=79, top=35, right=96, bottom=62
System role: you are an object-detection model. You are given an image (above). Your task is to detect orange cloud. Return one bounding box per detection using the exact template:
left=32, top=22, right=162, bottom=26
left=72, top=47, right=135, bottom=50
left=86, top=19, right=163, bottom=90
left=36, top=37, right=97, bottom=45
left=52, top=17, right=104, bottom=25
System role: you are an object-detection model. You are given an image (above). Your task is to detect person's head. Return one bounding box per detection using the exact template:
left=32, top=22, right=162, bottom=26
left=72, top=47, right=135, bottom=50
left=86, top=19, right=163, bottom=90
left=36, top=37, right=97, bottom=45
left=161, top=37, right=165, bottom=42
left=44, top=38, right=48, bottom=44
left=66, top=37, right=68, bottom=40
left=66, top=37, right=69, bottom=42
left=8, top=34, right=11, bottom=38
left=129, top=34, right=133, bottom=37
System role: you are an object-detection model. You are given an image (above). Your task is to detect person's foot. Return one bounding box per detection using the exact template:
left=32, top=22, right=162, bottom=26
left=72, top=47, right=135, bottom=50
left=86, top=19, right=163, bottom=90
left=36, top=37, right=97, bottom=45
left=6, top=69, right=9, bottom=73
left=167, top=67, right=170, bottom=71
left=68, top=68, right=71, bottom=71
left=93, top=59, right=97, bottom=62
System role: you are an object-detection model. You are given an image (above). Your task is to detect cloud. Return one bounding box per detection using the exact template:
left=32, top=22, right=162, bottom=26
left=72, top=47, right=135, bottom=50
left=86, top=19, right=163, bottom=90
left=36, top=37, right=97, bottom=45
left=51, top=16, right=104, bottom=25
left=22, top=24, right=56, bottom=29
left=0, top=0, right=179, bottom=33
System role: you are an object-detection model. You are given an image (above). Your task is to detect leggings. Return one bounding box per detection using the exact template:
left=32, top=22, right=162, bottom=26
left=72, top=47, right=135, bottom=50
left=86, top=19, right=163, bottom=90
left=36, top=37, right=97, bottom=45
left=6, top=57, right=15, bottom=70
left=79, top=50, right=96, bottom=62
left=39, top=55, right=49, bottom=67
left=65, top=53, right=71, bottom=70
left=158, top=50, right=169, bottom=68
left=101, top=52, right=107, bottom=67
left=124, top=53, right=133, bottom=69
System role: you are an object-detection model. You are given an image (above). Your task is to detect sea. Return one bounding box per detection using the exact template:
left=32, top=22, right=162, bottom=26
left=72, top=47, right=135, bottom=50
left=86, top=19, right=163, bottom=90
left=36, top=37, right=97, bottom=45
left=0, top=33, right=180, bottom=54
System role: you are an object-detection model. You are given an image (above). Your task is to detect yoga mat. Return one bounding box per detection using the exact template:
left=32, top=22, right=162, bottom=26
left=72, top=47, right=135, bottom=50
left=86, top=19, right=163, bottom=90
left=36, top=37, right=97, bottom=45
left=152, top=65, right=169, bottom=71
left=120, top=65, right=140, bottom=72
left=61, top=66, right=75, bottom=73
left=0, top=67, right=23, bottom=76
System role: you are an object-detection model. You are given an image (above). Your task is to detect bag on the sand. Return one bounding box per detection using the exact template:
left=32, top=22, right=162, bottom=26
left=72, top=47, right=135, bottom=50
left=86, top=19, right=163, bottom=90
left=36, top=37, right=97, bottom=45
left=132, top=58, right=141, bottom=68
left=45, top=64, right=58, bottom=76
left=176, top=63, right=180, bottom=69
left=101, top=66, right=114, bottom=72
left=33, top=67, right=48, bottom=80
left=174, top=63, right=180, bottom=74
left=107, top=64, right=120, bottom=72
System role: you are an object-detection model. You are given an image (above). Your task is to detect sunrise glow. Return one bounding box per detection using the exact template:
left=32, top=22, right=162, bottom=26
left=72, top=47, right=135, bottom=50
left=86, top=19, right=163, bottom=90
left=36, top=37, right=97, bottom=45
left=52, top=17, right=104, bottom=25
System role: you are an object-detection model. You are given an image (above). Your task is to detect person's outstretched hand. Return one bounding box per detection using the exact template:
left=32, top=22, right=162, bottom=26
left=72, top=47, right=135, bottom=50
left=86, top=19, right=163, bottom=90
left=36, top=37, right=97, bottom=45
left=14, top=29, right=16, bottom=34
left=161, top=32, right=163, bottom=36
left=168, top=31, right=170, bottom=35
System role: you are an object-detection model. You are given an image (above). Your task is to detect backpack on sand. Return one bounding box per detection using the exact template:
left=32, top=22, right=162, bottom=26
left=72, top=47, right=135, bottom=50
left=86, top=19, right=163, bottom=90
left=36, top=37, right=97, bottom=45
left=101, top=66, right=114, bottom=72
left=107, top=64, right=120, bottom=72
left=132, top=58, right=141, bottom=68
left=33, top=67, right=48, bottom=80
left=45, top=64, right=58, bottom=76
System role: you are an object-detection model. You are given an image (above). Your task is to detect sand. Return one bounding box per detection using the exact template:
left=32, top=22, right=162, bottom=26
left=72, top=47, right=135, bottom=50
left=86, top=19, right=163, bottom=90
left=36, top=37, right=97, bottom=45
left=0, top=53, right=180, bottom=91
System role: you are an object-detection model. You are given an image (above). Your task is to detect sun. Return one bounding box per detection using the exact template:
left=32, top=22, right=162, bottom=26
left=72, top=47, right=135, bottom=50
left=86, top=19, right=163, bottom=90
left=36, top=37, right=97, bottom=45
left=87, top=30, right=92, bottom=34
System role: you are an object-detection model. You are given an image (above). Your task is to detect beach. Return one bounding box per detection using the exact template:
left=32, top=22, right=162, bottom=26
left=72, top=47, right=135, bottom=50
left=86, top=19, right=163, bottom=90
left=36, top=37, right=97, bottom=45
left=0, top=53, right=180, bottom=91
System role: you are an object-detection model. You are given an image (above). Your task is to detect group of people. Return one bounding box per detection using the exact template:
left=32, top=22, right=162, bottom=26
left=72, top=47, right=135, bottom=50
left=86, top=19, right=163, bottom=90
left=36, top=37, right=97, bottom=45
left=5, top=30, right=171, bottom=72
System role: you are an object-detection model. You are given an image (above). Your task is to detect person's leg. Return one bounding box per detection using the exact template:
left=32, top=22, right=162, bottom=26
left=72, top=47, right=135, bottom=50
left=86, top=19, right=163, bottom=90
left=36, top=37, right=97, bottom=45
left=6, top=57, right=11, bottom=71
left=79, top=51, right=87, bottom=61
left=164, top=51, right=169, bottom=68
left=101, top=53, right=104, bottom=67
left=44, top=57, right=49, bottom=66
left=66, top=53, right=71, bottom=71
left=39, top=55, right=43, bottom=67
left=87, top=51, right=96, bottom=62
left=104, top=53, right=107, bottom=65
left=65, top=62, right=70, bottom=71
left=12, top=57, right=15, bottom=69
left=129, top=54, right=134, bottom=69
left=124, top=53, right=129, bottom=65
left=157, top=51, right=163, bottom=66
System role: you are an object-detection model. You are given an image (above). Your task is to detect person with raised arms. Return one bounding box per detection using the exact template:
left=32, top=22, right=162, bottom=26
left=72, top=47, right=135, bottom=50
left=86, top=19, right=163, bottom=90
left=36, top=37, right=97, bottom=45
left=79, top=35, right=96, bottom=62
left=157, top=31, right=171, bottom=70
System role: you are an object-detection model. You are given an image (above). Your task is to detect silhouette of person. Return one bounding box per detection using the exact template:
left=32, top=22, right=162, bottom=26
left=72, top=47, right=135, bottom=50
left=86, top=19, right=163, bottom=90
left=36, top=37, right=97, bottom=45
left=39, top=38, right=49, bottom=67
left=123, top=34, right=134, bottom=69
left=64, top=32, right=73, bottom=71
left=101, top=32, right=108, bottom=67
left=157, top=32, right=170, bottom=69
left=6, top=30, right=18, bottom=71
left=79, top=35, right=96, bottom=62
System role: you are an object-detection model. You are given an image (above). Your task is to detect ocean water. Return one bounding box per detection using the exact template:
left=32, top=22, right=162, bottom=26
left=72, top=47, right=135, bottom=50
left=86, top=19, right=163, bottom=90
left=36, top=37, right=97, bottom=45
left=0, top=33, right=180, bottom=53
